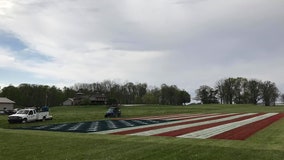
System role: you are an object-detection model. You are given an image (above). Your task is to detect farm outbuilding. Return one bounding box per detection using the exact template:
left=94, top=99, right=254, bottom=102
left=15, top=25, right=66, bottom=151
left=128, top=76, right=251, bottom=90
left=63, top=98, right=74, bottom=106
left=0, top=97, right=15, bottom=111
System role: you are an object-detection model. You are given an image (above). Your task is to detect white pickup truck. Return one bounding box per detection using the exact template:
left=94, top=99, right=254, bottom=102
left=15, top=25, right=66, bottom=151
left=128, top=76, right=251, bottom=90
left=8, top=108, right=52, bottom=123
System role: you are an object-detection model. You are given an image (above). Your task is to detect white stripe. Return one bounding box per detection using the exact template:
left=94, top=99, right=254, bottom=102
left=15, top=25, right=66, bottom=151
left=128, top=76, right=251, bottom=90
left=92, top=113, right=237, bottom=134
left=178, top=113, right=278, bottom=139
left=147, top=120, right=163, bottom=123
left=161, top=114, right=219, bottom=120
left=68, top=123, right=84, bottom=131
left=119, top=120, right=135, bottom=127
left=88, top=122, right=99, bottom=132
left=130, top=113, right=257, bottom=136
left=132, top=120, right=149, bottom=125
left=129, top=113, right=217, bottom=120
left=129, top=114, right=190, bottom=120
left=50, top=124, right=68, bottom=130
left=106, top=120, right=117, bottom=129
left=35, top=125, right=49, bottom=129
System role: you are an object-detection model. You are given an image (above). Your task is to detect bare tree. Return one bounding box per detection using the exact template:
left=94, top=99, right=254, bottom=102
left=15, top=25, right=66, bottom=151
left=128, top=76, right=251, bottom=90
left=215, top=79, right=225, bottom=104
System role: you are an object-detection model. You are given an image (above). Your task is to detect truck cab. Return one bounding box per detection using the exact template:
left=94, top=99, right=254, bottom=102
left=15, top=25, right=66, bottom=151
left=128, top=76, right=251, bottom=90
left=26, top=109, right=37, bottom=122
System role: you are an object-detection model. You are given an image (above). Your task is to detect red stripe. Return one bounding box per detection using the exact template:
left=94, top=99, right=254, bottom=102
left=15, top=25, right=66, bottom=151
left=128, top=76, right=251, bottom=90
left=210, top=113, right=284, bottom=140
left=129, top=114, right=206, bottom=120
left=128, top=114, right=189, bottom=120
left=112, top=114, right=240, bottom=135
left=154, top=113, right=264, bottom=137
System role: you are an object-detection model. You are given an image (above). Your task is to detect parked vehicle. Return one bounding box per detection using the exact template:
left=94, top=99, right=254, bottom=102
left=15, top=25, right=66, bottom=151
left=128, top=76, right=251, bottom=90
left=0, top=107, right=18, bottom=115
left=4, top=110, right=14, bottom=115
left=104, top=107, right=121, bottom=118
left=8, top=107, right=52, bottom=123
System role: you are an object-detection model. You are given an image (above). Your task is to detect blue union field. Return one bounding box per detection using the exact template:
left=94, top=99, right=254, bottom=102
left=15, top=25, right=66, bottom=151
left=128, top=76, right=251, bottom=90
left=18, top=119, right=172, bottom=133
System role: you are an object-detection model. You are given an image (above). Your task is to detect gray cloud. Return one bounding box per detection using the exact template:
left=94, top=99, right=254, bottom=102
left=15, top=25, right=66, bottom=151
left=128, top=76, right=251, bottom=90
left=0, top=0, right=283, bottom=94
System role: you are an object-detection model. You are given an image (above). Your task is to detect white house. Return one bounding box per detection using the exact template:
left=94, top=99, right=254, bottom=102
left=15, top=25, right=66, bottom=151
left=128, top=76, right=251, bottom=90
left=0, top=97, right=15, bottom=110
left=63, top=98, right=74, bottom=106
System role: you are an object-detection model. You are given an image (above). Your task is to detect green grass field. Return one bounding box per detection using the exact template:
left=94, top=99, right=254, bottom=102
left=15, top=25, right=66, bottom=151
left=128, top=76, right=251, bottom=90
left=1, top=104, right=284, bottom=160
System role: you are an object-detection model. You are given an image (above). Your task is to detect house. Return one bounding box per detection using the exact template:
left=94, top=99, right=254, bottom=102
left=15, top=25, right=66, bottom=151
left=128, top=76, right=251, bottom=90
left=89, top=93, right=107, bottom=105
left=73, top=92, right=88, bottom=105
left=0, top=97, right=15, bottom=111
left=63, top=98, right=74, bottom=106
left=63, top=92, right=107, bottom=106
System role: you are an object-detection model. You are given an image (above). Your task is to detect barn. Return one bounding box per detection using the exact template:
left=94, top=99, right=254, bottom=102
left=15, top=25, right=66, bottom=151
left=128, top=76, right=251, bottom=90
left=0, top=97, right=15, bottom=111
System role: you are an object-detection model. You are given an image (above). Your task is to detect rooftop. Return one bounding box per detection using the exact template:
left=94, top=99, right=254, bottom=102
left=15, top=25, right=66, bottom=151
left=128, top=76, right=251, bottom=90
left=0, top=97, right=16, bottom=104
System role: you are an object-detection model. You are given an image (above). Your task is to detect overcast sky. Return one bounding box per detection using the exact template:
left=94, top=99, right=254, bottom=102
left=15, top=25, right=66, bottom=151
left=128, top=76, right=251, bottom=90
left=0, top=0, right=284, bottom=95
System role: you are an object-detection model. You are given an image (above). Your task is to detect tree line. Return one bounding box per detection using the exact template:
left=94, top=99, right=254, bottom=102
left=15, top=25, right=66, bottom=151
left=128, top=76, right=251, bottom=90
left=195, top=77, right=281, bottom=106
left=70, top=81, right=191, bottom=105
left=0, top=84, right=65, bottom=107
left=1, top=78, right=282, bottom=107
left=0, top=81, right=191, bottom=107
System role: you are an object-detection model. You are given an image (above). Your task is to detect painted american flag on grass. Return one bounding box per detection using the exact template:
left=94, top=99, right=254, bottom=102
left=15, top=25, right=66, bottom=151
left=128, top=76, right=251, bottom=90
left=94, top=113, right=284, bottom=140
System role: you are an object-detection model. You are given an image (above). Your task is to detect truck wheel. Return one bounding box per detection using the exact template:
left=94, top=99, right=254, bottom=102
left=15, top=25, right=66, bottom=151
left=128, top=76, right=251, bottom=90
left=22, top=119, right=27, bottom=123
left=42, top=117, right=46, bottom=122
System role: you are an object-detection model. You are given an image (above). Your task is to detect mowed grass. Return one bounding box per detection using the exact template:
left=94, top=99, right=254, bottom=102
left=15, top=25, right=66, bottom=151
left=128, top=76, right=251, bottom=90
left=1, top=104, right=284, bottom=160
